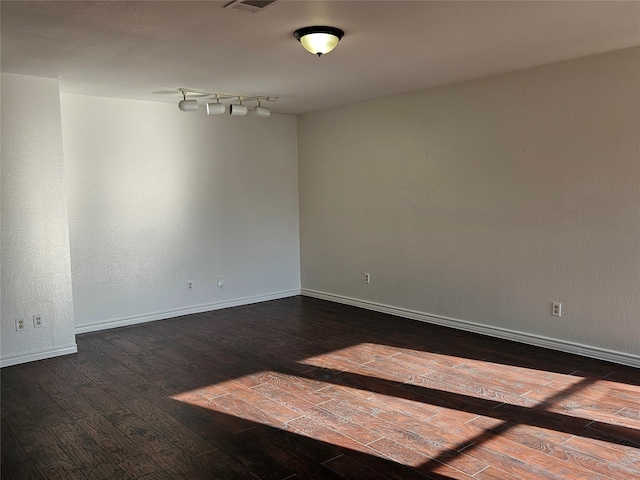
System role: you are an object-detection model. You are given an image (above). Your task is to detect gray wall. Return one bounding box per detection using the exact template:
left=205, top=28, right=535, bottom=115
left=298, top=47, right=640, bottom=363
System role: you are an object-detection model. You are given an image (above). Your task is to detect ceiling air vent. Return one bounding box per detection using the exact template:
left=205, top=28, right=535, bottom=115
left=224, top=0, right=278, bottom=14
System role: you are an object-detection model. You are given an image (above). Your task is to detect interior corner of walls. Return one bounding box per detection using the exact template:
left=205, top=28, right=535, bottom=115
left=1, top=73, right=76, bottom=366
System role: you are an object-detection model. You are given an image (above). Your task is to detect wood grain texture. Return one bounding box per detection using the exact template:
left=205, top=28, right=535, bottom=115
left=2, top=296, right=638, bottom=479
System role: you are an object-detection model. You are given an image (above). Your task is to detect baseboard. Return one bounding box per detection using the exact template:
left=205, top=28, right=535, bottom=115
left=0, top=343, right=78, bottom=368
left=75, top=289, right=301, bottom=335
left=301, top=289, right=640, bottom=369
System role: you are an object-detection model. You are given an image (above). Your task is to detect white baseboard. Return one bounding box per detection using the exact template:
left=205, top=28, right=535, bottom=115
left=301, top=289, right=640, bottom=369
left=0, top=343, right=78, bottom=368
left=75, top=289, right=301, bottom=335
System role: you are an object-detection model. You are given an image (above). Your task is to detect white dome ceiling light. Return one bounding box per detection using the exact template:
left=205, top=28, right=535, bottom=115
left=294, top=26, right=344, bottom=57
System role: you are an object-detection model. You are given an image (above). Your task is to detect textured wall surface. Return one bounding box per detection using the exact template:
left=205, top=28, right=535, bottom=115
left=298, top=47, right=640, bottom=357
left=1, top=74, right=76, bottom=365
left=61, top=95, right=300, bottom=329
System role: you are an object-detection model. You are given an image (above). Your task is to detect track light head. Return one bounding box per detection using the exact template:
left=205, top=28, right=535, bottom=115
left=206, top=102, right=226, bottom=115
left=229, top=104, right=248, bottom=116
left=253, top=99, right=271, bottom=118
left=229, top=97, right=248, bottom=116
left=178, top=92, right=198, bottom=111
left=178, top=99, right=198, bottom=112
left=253, top=106, right=271, bottom=118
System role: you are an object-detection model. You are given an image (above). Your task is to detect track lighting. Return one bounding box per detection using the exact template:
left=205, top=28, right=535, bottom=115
left=178, top=89, right=276, bottom=118
left=178, top=92, right=198, bottom=112
left=294, top=26, right=344, bottom=57
left=206, top=96, right=226, bottom=115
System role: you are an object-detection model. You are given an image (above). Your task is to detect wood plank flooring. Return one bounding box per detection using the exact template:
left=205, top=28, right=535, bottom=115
left=2, top=296, right=639, bottom=479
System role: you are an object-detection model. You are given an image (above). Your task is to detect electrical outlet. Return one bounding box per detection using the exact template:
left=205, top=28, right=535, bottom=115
left=217, top=276, right=224, bottom=288
left=187, top=281, right=193, bottom=291
left=552, top=302, right=562, bottom=317
left=15, top=318, right=25, bottom=332
left=33, top=314, right=43, bottom=328
left=364, top=273, right=371, bottom=284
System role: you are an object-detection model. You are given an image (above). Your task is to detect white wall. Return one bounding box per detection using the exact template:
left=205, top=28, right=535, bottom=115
left=298, top=47, right=640, bottom=365
left=61, top=95, right=300, bottom=332
left=1, top=74, right=77, bottom=366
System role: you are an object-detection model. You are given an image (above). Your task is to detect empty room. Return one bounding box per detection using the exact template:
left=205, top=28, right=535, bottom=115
left=1, top=1, right=639, bottom=479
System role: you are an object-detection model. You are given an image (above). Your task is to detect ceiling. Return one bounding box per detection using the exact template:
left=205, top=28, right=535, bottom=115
left=2, top=1, right=639, bottom=115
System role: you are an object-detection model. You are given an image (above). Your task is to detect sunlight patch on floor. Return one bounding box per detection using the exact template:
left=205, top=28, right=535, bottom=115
left=168, top=343, right=638, bottom=476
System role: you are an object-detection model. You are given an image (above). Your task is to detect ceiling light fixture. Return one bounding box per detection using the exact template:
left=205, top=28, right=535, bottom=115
left=229, top=97, right=248, bottom=116
left=206, top=95, right=226, bottom=115
left=294, top=26, right=344, bottom=57
left=253, top=98, right=271, bottom=118
left=177, top=89, right=277, bottom=118
left=178, top=92, right=198, bottom=112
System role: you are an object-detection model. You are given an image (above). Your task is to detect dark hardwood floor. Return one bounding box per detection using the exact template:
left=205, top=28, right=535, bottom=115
left=2, top=296, right=639, bottom=479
